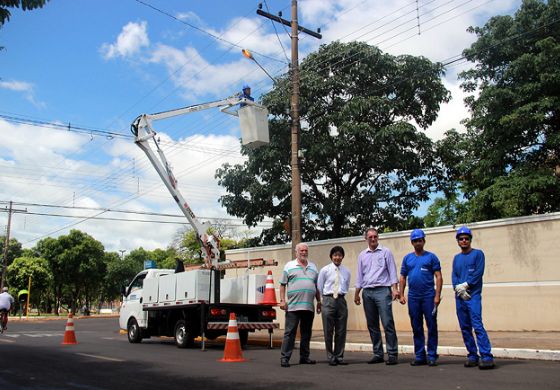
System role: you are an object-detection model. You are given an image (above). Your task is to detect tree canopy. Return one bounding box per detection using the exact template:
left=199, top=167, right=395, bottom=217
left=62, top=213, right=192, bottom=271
left=217, top=41, right=449, bottom=243
left=0, top=0, right=49, bottom=26
left=437, top=0, right=560, bottom=221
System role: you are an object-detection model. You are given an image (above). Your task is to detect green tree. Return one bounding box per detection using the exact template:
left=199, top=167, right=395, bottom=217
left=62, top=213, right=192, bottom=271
left=6, top=256, right=52, bottom=314
left=217, top=41, right=449, bottom=243
left=0, top=236, right=23, bottom=267
left=0, top=0, right=49, bottom=26
left=439, top=0, right=560, bottom=221
left=103, top=251, right=141, bottom=302
left=423, top=195, right=468, bottom=227
left=36, top=230, right=105, bottom=314
left=57, top=230, right=105, bottom=313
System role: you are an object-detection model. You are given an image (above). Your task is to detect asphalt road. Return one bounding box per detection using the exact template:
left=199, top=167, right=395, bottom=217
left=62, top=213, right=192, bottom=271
left=0, top=317, right=558, bottom=390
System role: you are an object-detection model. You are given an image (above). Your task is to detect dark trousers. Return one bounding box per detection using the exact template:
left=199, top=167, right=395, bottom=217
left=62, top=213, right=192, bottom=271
left=408, top=295, right=438, bottom=361
left=280, top=310, right=315, bottom=362
left=321, top=295, right=348, bottom=362
left=363, top=287, right=398, bottom=358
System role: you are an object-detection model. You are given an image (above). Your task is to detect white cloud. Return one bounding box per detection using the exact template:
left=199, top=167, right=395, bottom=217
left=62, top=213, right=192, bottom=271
left=149, top=43, right=266, bottom=98
left=100, top=21, right=150, bottom=60
left=0, top=79, right=45, bottom=108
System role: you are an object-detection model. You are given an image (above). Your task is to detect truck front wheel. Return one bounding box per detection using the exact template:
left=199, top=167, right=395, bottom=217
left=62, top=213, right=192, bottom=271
left=174, top=320, right=194, bottom=348
left=127, top=318, right=143, bottom=343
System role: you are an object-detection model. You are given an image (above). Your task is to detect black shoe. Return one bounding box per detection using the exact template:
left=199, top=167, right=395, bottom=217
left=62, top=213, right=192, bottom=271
left=336, top=360, right=349, bottom=365
left=428, top=360, right=438, bottom=367
left=479, top=360, right=495, bottom=370
left=299, top=358, right=316, bottom=364
left=410, top=360, right=427, bottom=366
left=386, top=356, right=399, bottom=365
left=368, top=356, right=384, bottom=364
left=464, top=360, right=479, bottom=368
left=281, top=360, right=290, bottom=368
left=328, top=360, right=338, bottom=366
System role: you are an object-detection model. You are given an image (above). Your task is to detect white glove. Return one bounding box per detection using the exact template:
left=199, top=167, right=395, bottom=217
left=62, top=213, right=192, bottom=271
left=457, top=290, right=471, bottom=301
left=455, top=282, right=469, bottom=294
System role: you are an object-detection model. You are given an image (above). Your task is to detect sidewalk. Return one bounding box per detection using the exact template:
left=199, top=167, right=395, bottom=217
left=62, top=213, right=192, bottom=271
left=252, top=329, right=560, bottom=361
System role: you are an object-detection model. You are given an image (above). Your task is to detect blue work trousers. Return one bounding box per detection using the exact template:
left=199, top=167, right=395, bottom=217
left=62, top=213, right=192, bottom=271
left=456, top=293, right=493, bottom=361
left=362, top=287, right=398, bottom=358
left=408, top=295, right=438, bottom=361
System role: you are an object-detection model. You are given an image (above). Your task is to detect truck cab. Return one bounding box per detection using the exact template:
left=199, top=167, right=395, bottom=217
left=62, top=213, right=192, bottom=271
left=119, top=268, right=173, bottom=341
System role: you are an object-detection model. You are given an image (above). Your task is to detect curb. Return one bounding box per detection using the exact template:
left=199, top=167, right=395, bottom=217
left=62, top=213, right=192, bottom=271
left=307, top=341, right=560, bottom=361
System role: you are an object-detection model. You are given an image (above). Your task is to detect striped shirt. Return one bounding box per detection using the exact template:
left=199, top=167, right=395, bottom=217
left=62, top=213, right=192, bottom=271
left=281, top=259, right=319, bottom=312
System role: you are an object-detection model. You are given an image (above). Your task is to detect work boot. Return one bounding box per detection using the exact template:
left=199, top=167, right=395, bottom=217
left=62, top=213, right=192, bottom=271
left=479, top=360, right=495, bottom=370
left=464, top=359, right=479, bottom=368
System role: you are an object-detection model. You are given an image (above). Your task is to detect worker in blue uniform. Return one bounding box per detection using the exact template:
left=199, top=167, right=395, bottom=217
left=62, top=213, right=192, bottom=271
left=452, top=226, right=495, bottom=369
left=239, top=83, right=254, bottom=107
left=399, top=229, right=442, bottom=366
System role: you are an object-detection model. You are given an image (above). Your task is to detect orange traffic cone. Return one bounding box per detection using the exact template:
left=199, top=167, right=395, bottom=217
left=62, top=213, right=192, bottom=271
left=219, top=313, right=246, bottom=362
left=62, top=313, right=78, bottom=345
left=262, top=270, right=278, bottom=305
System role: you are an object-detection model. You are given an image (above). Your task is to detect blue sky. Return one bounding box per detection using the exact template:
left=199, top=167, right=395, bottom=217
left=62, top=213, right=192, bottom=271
left=0, top=0, right=521, bottom=252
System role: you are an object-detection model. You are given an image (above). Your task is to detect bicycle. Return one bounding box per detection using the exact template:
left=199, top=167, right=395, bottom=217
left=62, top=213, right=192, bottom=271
left=0, top=309, right=8, bottom=333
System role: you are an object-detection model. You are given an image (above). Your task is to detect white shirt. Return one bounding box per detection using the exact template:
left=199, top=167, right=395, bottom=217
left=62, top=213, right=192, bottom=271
left=317, top=262, right=351, bottom=296
left=0, top=292, right=14, bottom=310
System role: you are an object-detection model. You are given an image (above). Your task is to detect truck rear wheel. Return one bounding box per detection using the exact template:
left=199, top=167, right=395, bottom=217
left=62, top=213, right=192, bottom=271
left=174, top=320, right=194, bottom=348
left=127, top=318, right=143, bottom=343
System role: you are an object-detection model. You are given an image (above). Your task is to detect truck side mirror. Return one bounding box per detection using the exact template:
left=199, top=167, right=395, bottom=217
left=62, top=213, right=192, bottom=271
left=120, top=285, right=127, bottom=297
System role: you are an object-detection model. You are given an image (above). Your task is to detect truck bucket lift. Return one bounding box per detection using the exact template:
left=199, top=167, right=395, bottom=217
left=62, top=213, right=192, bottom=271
left=130, top=96, right=269, bottom=268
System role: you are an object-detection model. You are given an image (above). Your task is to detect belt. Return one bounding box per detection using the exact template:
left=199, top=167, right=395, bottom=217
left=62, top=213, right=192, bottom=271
left=323, top=294, right=345, bottom=298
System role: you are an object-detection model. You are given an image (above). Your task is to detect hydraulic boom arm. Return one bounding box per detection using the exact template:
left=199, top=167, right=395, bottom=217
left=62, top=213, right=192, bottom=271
left=131, top=96, right=265, bottom=267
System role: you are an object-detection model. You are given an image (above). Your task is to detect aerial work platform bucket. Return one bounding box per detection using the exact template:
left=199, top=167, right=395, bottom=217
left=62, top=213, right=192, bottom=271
left=238, top=105, right=269, bottom=149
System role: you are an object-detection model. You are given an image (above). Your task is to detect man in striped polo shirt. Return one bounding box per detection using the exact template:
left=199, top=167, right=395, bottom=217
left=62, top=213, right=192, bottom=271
left=279, top=242, right=322, bottom=368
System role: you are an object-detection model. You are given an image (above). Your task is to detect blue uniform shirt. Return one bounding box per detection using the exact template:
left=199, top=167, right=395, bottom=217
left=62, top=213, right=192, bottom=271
left=452, top=248, right=485, bottom=296
left=401, top=251, right=441, bottom=298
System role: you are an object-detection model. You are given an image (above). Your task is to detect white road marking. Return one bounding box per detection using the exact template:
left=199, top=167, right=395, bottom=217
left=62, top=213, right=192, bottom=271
left=0, top=338, right=15, bottom=343
left=75, top=353, right=125, bottom=362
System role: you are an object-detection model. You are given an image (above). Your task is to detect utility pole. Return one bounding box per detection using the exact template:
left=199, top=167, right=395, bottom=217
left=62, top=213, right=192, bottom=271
left=256, top=1, right=321, bottom=254
left=1, top=201, right=27, bottom=289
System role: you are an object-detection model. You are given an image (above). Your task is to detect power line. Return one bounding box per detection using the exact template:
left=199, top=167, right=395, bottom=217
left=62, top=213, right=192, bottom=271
left=135, top=0, right=286, bottom=64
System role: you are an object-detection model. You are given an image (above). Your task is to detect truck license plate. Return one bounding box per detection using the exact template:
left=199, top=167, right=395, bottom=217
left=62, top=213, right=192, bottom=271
left=237, top=315, right=248, bottom=323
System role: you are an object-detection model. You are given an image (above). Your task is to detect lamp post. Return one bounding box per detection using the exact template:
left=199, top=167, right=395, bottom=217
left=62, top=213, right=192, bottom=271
left=119, top=249, right=126, bottom=260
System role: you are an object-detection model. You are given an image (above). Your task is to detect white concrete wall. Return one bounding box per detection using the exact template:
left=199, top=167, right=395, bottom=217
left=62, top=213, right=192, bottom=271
left=225, top=213, right=560, bottom=331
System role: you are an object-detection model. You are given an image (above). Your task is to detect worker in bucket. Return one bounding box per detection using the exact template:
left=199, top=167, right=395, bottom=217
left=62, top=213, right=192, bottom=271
left=239, top=83, right=254, bottom=107
left=452, top=226, right=495, bottom=369
left=399, top=229, right=443, bottom=367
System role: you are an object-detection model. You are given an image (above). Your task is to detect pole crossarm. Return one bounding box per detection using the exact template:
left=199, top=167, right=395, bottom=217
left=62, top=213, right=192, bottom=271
left=256, top=9, right=322, bottom=39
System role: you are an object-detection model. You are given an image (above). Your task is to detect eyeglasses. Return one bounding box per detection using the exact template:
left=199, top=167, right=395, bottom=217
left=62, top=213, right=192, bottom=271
left=457, top=237, right=471, bottom=242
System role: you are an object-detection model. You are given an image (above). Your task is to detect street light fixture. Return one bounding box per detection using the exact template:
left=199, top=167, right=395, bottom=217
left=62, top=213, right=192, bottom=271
left=241, top=49, right=276, bottom=83
left=119, top=249, right=126, bottom=260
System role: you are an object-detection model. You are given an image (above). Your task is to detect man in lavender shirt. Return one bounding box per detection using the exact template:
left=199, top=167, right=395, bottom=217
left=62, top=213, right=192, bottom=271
left=354, top=227, right=400, bottom=365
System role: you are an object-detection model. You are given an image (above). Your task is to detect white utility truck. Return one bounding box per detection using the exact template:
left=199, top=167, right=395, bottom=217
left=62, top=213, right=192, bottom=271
left=119, top=95, right=278, bottom=348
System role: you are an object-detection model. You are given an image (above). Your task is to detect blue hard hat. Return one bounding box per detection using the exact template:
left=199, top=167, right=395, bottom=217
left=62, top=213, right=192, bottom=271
left=456, top=226, right=472, bottom=238
left=242, top=83, right=250, bottom=90
left=410, top=229, right=425, bottom=241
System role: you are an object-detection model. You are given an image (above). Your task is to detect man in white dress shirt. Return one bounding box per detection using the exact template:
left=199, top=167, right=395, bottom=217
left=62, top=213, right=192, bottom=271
left=317, top=246, right=351, bottom=366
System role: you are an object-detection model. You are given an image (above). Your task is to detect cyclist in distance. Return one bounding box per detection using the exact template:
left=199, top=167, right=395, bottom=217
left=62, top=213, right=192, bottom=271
left=0, top=287, right=14, bottom=332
